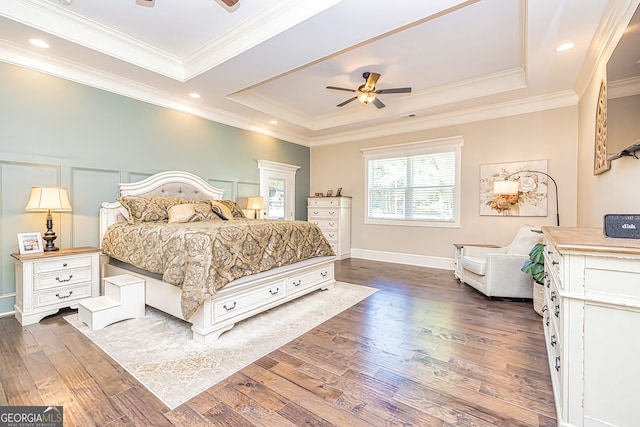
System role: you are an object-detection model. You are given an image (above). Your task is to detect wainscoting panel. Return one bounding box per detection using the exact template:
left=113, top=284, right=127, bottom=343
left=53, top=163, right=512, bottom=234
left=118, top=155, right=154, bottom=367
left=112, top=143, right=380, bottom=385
left=209, top=179, right=235, bottom=199
left=71, top=168, right=121, bottom=248
left=0, top=162, right=61, bottom=313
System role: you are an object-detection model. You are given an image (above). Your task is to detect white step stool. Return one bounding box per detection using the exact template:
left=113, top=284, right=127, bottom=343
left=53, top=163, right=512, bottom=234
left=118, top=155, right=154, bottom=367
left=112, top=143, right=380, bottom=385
left=78, top=274, right=145, bottom=331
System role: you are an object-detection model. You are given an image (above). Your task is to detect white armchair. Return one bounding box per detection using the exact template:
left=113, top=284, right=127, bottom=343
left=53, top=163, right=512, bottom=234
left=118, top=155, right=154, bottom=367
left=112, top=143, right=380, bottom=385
left=458, top=225, right=542, bottom=298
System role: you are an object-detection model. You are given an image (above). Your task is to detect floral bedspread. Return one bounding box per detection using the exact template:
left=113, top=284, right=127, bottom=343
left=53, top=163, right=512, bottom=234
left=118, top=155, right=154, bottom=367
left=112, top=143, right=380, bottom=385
left=101, top=219, right=335, bottom=319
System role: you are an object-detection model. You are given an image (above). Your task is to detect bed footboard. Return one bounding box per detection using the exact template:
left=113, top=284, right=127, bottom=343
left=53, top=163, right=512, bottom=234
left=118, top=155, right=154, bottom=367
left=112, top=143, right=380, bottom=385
left=103, top=256, right=335, bottom=343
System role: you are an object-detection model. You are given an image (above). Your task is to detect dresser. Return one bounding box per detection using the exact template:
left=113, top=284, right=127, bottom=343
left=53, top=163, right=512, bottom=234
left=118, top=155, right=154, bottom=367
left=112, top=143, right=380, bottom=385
left=12, top=246, right=101, bottom=325
left=542, top=227, right=640, bottom=427
left=307, top=196, right=351, bottom=260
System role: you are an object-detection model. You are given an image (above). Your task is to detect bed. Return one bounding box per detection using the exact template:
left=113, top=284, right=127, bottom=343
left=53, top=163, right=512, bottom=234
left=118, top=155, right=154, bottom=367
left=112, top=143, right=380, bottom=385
left=99, top=170, right=336, bottom=343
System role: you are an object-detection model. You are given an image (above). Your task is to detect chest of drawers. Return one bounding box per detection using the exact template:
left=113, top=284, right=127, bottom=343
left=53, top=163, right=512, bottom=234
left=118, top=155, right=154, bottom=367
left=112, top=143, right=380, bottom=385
left=12, top=246, right=101, bottom=325
left=307, top=196, right=351, bottom=260
left=542, top=227, right=640, bottom=426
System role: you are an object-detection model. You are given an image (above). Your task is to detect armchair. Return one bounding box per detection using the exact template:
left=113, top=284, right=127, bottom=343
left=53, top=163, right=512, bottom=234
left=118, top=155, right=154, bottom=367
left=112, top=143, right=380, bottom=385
left=458, top=225, right=542, bottom=298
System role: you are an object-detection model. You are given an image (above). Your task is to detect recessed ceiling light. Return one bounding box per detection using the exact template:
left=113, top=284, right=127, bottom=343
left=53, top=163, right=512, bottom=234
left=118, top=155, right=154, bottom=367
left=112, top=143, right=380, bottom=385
left=189, top=93, right=201, bottom=99
left=29, top=39, right=49, bottom=49
left=555, top=42, right=576, bottom=52
left=269, top=120, right=278, bottom=125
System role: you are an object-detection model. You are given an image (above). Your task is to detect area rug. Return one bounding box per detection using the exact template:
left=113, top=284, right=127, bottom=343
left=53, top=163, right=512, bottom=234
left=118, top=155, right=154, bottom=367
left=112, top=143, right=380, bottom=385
left=64, top=281, right=376, bottom=409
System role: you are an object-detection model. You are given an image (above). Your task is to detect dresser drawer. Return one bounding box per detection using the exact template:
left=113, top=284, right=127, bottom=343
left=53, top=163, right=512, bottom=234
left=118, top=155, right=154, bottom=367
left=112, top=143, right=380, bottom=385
left=34, top=267, right=93, bottom=291
left=308, top=208, right=339, bottom=219
left=308, top=198, right=342, bottom=207
left=213, top=279, right=286, bottom=322
left=288, top=263, right=333, bottom=296
left=309, top=219, right=338, bottom=230
left=34, top=283, right=93, bottom=308
left=34, top=255, right=93, bottom=274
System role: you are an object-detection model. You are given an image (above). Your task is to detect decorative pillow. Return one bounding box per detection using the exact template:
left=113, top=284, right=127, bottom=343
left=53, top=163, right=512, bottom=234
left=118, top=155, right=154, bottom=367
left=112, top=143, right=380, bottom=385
left=217, top=200, right=246, bottom=218
left=192, top=201, right=221, bottom=222
left=168, top=202, right=221, bottom=223
left=117, top=196, right=185, bottom=223
left=168, top=203, right=196, bottom=223
left=208, top=200, right=235, bottom=220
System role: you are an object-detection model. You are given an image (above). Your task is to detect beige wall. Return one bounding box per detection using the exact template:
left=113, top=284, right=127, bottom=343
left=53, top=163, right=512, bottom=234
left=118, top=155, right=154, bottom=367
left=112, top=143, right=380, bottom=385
left=577, top=61, right=640, bottom=227
left=311, top=108, right=578, bottom=266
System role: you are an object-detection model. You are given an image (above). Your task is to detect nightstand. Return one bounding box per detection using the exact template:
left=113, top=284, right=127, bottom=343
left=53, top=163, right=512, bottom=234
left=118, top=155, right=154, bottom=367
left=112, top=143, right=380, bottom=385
left=11, top=246, right=101, bottom=325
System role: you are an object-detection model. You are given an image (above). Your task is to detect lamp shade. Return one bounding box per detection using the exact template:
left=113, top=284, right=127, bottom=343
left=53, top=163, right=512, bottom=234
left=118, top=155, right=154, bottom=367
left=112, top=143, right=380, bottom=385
left=246, top=196, right=265, bottom=210
left=25, top=187, right=72, bottom=212
left=492, top=180, right=520, bottom=195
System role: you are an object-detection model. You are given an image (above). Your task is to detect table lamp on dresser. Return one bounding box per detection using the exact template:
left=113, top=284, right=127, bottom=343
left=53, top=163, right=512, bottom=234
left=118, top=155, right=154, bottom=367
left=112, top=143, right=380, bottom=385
left=25, top=186, right=72, bottom=252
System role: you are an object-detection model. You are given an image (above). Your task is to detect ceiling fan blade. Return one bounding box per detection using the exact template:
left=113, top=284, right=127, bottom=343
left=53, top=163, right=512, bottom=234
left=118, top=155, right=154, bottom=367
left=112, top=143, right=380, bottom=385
left=327, top=86, right=357, bottom=93
left=337, top=97, right=358, bottom=107
left=136, top=0, right=155, bottom=6
left=373, top=98, right=386, bottom=109
left=365, top=72, right=381, bottom=90
left=376, top=87, right=412, bottom=94
left=220, top=0, right=239, bottom=6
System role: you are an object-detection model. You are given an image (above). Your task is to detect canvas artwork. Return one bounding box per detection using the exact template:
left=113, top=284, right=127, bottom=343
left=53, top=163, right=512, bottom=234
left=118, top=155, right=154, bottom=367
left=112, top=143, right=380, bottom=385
left=480, top=160, right=548, bottom=217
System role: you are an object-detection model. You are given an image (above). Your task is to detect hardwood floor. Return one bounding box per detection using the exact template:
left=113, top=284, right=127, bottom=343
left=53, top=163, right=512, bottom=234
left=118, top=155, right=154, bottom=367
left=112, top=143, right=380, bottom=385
left=0, top=258, right=556, bottom=426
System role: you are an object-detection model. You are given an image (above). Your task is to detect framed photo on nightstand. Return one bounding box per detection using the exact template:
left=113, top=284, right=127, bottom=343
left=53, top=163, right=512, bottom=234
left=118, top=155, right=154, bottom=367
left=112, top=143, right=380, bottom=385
left=17, top=232, right=44, bottom=255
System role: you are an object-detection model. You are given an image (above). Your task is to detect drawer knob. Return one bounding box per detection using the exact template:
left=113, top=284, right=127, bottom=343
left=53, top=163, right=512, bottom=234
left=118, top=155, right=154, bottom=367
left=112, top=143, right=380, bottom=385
left=329, top=222, right=335, bottom=226
left=552, top=260, right=559, bottom=266
left=329, top=211, right=335, bottom=215
left=320, top=271, right=328, bottom=277
left=55, top=291, right=73, bottom=299
left=269, top=287, right=280, bottom=295
left=313, top=211, right=319, bottom=215
left=223, top=302, right=237, bottom=311
left=62, top=263, right=68, bottom=267
left=56, top=275, right=73, bottom=283
left=293, top=279, right=302, bottom=287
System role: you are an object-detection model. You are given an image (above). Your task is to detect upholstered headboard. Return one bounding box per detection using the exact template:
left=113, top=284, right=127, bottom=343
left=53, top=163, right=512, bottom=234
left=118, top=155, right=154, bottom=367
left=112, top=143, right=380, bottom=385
left=99, top=171, right=225, bottom=244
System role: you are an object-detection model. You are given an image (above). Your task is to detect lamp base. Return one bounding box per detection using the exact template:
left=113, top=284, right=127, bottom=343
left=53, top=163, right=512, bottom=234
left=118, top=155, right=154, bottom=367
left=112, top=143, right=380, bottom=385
left=43, top=214, right=60, bottom=252
left=43, top=231, right=59, bottom=252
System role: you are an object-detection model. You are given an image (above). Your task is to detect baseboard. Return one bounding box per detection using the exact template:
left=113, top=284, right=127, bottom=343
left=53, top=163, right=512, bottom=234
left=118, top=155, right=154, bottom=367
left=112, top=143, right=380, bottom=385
left=0, top=293, right=16, bottom=318
left=351, top=248, right=454, bottom=270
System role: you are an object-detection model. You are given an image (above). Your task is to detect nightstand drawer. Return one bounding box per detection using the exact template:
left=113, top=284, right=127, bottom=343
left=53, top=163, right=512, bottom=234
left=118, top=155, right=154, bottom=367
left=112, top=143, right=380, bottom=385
left=34, top=255, right=93, bottom=274
left=34, top=283, right=93, bottom=308
left=34, top=267, right=93, bottom=291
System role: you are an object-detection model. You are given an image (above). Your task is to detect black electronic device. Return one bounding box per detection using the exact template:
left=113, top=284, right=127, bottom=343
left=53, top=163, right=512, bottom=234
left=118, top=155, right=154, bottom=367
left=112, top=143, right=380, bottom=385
left=604, top=214, right=640, bottom=239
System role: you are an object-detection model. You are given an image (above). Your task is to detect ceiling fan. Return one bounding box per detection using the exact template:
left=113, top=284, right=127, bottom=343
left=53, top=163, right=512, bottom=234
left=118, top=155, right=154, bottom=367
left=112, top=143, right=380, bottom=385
left=136, top=0, right=238, bottom=9
left=326, top=72, right=411, bottom=109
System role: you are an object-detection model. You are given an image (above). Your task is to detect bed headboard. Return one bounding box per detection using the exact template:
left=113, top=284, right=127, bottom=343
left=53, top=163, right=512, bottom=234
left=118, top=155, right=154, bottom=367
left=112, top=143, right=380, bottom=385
left=99, top=171, right=225, bottom=244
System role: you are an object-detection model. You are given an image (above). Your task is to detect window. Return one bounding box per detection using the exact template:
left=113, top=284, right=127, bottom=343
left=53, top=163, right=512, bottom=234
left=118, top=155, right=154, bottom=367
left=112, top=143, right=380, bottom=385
left=258, top=160, right=300, bottom=220
left=362, top=136, right=462, bottom=228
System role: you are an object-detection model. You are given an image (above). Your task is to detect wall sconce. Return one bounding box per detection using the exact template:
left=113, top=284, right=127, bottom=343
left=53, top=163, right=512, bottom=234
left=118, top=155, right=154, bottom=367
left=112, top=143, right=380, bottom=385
left=493, top=171, right=559, bottom=226
left=25, top=186, right=72, bottom=251
left=246, top=196, right=265, bottom=219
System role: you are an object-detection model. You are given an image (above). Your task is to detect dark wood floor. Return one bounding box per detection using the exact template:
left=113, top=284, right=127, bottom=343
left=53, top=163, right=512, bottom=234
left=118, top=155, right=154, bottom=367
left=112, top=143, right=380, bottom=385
left=0, top=258, right=556, bottom=426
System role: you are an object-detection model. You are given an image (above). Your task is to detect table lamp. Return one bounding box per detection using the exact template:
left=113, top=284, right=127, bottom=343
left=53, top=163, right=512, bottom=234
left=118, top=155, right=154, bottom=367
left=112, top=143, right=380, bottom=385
left=246, top=196, right=265, bottom=219
left=25, top=186, right=72, bottom=251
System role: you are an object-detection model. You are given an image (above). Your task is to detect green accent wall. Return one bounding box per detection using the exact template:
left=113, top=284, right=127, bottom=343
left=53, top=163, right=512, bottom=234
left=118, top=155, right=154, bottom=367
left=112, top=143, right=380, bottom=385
left=0, top=61, right=310, bottom=315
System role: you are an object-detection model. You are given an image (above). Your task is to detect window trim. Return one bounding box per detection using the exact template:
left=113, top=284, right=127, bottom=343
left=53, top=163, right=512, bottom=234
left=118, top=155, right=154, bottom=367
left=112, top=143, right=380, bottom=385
left=361, top=136, right=463, bottom=228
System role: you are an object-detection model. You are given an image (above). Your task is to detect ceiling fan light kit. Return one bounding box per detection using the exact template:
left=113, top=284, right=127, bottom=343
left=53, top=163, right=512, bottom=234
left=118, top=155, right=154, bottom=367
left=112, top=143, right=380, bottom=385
left=327, top=72, right=411, bottom=109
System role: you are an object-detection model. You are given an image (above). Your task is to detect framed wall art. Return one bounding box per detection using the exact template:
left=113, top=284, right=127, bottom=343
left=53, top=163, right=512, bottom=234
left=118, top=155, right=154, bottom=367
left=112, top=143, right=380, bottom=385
left=594, top=79, right=610, bottom=175
left=480, top=160, right=549, bottom=217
